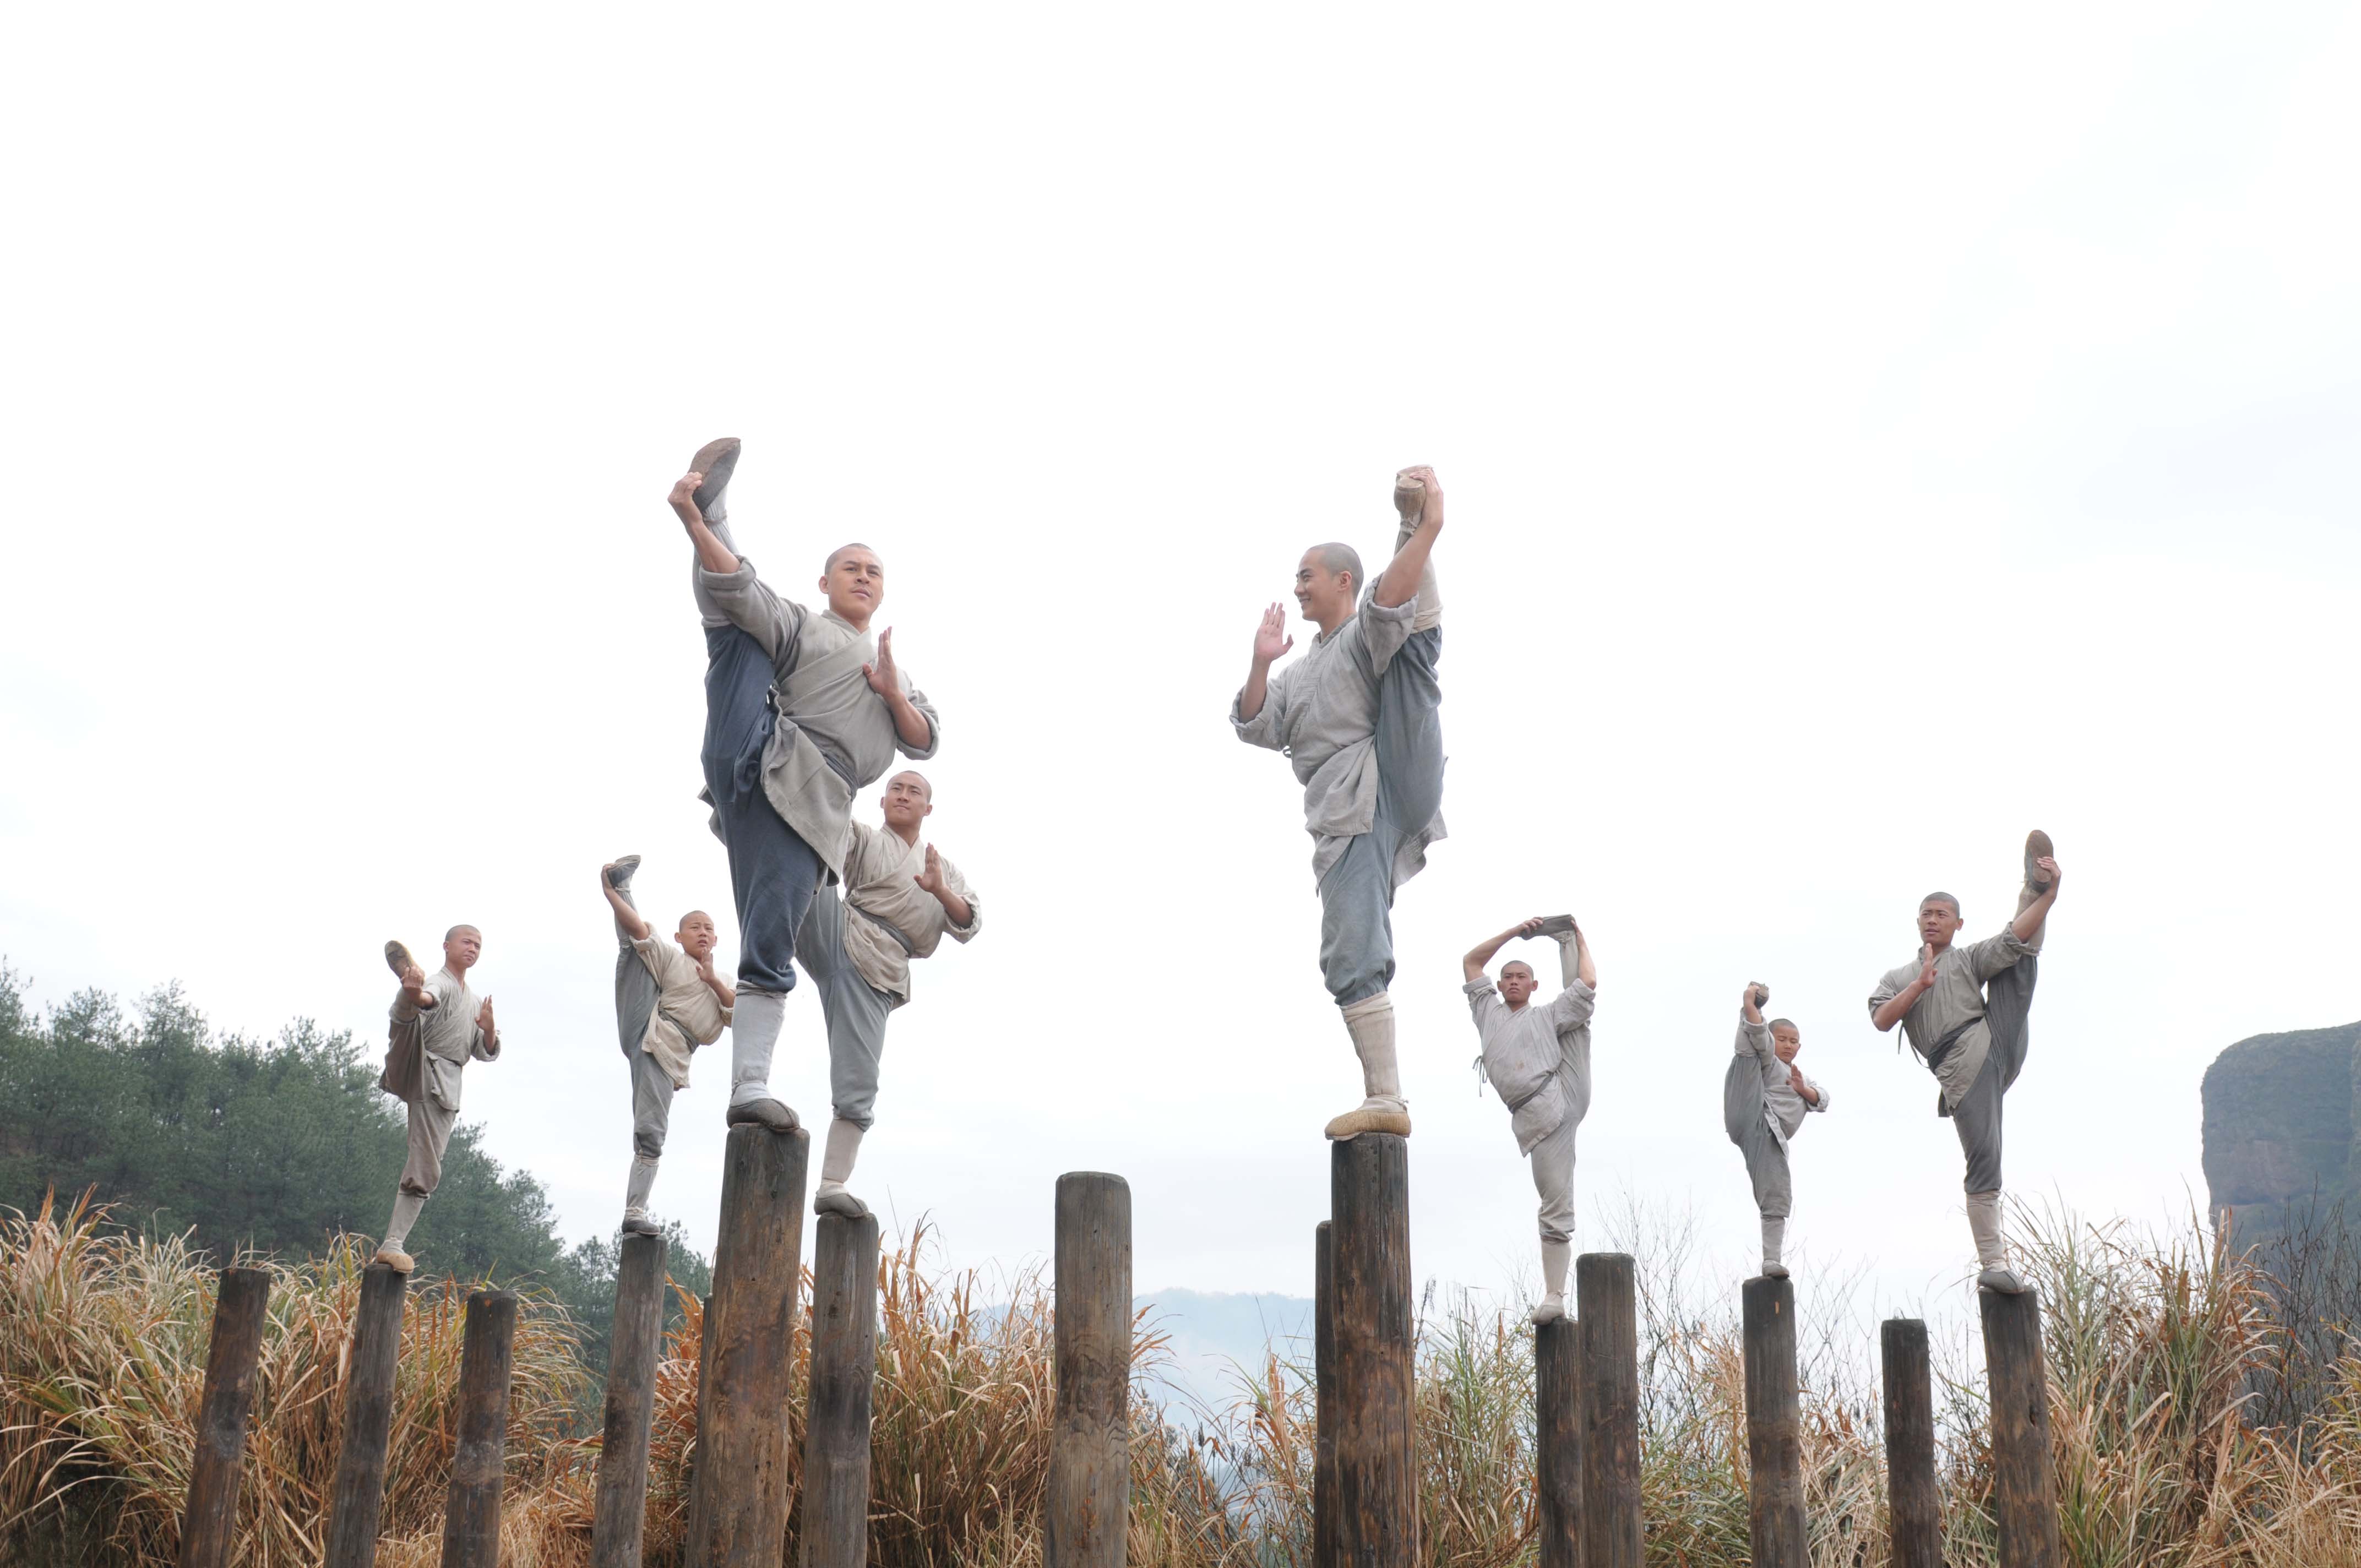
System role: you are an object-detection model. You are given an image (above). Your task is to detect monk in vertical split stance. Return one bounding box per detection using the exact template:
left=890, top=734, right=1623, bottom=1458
left=374, top=929, right=502, bottom=1272
left=1233, top=466, right=1446, bottom=1139
left=1868, top=831, right=2061, bottom=1293
left=1723, top=982, right=1829, bottom=1280
left=798, top=770, right=982, bottom=1219
left=600, top=857, right=735, bottom=1235
left=1460, top=916, right=1596, bottom=1324
left=667, top=439, right=941, bottom=1134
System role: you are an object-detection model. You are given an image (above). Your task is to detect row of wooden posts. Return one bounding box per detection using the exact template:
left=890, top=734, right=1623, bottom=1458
left=173, top=1126, right=2059, bottom=1568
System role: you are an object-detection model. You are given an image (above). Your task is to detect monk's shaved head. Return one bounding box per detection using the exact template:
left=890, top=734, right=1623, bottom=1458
left=444, top=924, right=479, bottom=943
left=1500, top=959, right=1535, bottom=979
left=1769, top=1017, right=1798, bottom=1035
left=1312, top=541, right=1363, bottom=591
left=890, top=769, right=933, bottom=799
left=825, top=542, right=882, bottom=574
left=1920, top=892, right=1960, bottom=917
left=680, top=910, right=714, bottom=929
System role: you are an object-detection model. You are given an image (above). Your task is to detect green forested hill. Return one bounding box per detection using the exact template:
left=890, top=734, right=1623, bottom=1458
left=0, top=964, right=706, bottom=1381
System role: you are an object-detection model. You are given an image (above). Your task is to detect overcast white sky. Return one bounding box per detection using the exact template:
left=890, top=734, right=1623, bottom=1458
left=3, top=3, right=2356, bottom=1325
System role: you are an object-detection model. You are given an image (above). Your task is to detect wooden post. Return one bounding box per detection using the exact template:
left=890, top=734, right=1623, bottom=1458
left=1330, top=1134, right=1416, bottom=1568
left=1881, top=1318, right=1941, bottom=1568
left=1576, top=1253, right=1640, bottom=1568
left=591, top=1232, right=668, bottom=1568
left=1981, top=1288, right=2061, bottom=1568
left=1313, top=1221, right=1338, bottom=1568
left=1741, top=1275, right=1807, bottom=1568
left=439, top=1289, right=519, bottom=1568
left=324, top=1261, right=410, bottom=1568
left=1533, top=1316, right=1582, bottom=1568
left=1047, top=1172, right=1131, bottom=1568
left=684, top=1124, right=811, bottom=1568
left=178, top=1265, right=271, bottom=1568
left=802, top=1211, right=881, bottom=1568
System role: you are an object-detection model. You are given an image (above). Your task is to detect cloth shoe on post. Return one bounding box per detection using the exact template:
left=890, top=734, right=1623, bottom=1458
left=1325, top=992, right=1412, bottom=1140
left=1969, top=1190, right=2026, bottom=1293
left=726, top=990, right=800, bottom=1131
left=814, top=1118, right=871, bottom=1218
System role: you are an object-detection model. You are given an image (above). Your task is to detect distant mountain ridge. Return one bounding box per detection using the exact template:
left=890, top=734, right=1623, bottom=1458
left=1135, top=1287, right=1314, bottom=1409
left=2201, top=1020, right=2361, bottom=1236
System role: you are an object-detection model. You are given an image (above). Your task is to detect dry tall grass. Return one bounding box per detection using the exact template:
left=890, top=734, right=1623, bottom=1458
left=22, top=1192, right=2361, bottom=1566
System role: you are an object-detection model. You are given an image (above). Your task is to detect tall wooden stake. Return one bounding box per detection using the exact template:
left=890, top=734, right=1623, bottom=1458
left=178, top=1265, right=271, bottom=1568
left=802, top=1211, right=882, bottom=1568
left=591, top=1231, right=668, bottom=1568
left=1314, top=1221, right=1339, bottom=1568
left=324, top=1261, right=410, bottom=1568
left=1331, top=1134, right=1416, bottom=1568
left=1881, top=1317, right=1941, bottom=1568
left=1047, top=1172, right=1131, bottom=1568
left=1741, top=1275, right=1806, bottom=1568
left=1982, top=1287, right=2061, bottom=1568
left=439, top=1289, right=519, bottom=1568
left=1534, top=1315, right=1582, bottom=1568
left=1576, top=1252, right=1640, bottom=1568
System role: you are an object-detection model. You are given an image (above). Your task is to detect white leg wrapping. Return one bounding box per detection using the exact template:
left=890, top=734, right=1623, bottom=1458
left=1968, top=1189, right=2008, bottom=1270
left=730, top=990, right=786, bottom=1108
left=384, top=1191, right=425, bottom=1251
left=818, top=1117, right=864, bottom=1191
left=625, top=1155, right=659, bottom=1217
left=1761, top=1215, right=1787, bottom=1270
left=1341, top=992, right=1405, bottom=1108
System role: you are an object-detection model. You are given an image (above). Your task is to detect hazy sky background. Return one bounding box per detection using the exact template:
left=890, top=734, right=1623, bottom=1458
left=3, top=3, right=2356, bottom=1329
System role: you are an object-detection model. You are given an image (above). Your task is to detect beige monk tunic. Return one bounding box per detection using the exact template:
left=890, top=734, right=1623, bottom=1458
left=1868, top=927, right=2040, bottom=1110
left=1231, top=592, right=1444, bottom=887
left=837, top=820, right=983, bottom=1004
left=697, top=556, right=941, bottom=883
left=629, top=935, right=732, bottom=1088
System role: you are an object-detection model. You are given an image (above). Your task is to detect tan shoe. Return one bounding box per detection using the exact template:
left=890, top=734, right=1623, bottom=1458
left=2023, top=829, right=2055, bottom=892
left=383, top=940, right=416, bottom=978
left=1324, top=1101, right=1412, bottom=1140
left=814, top=1185, right=871, bottom=1220
left=726, top=1097, right=801, bottom=1133
left=373, top=1244, right=415, bottom=1274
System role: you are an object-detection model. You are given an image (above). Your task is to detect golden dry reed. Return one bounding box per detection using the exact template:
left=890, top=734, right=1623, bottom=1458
left=9, top=1191, right=2361, bottom=1566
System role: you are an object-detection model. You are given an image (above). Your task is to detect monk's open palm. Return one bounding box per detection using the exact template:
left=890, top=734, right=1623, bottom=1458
left=863, top=628, right=900, bottom=696
left=1253, top=603, right=1294, bottom=662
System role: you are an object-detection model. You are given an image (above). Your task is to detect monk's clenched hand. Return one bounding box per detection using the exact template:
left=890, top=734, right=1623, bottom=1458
left=668, top=472, right=705, bottom=528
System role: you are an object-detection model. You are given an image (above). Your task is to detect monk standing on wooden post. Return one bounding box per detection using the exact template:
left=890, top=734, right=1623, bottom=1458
left=1232, top=466, right=1446, bottom=1140
left=1048, top=1173, right=1131, bottom=1568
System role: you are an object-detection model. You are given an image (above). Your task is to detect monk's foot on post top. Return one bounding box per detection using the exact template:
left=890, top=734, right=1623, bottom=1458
left=1761, top=1262, right=1791, bottom=1280
left=689, top=436, right=741, bottom=523
left=620, top=1212, right=660, bottom=1238
left=814, top=1186, right=871, bottom=1221
left=1324, top=1101, right=1412, bottom=1141
left=726, top=1097, right=801, bottom=1134
left=373, top=1244, right=415, bottom=1274
left=383, top=940, right=416, bottom=977
left=1527, top=1293, right=1566, bottom=1326
left=1977, top=1267, right=2029, bottom=1295
left=2023, top=829, right=2054, bottom=892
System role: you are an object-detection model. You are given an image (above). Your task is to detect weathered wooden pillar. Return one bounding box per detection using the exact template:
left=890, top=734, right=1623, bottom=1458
left=178, top=1265, right=271, bottom=1568
left=324, top=1261, right=411, bottom=1568
left=1575, top=1253, right=1640, bottom=1568
left=439, top=1289, right=519, bottom=1568
left=1047, top=1172, right=1131, bottom=1568
left=684, top=1124, right=811, bottom=1568
left=1981, top=1288, right=2061, bottom=1568
left=1741, top=1275, right=1807, bottom=1568
left=1331, top=1134, right=1416, bottom=1568
left=1881, top=1317, right=1941, bottom=1568
left=802, top=1211, right=882, bottom=1568
left=1314, top=1221, right=1339, bottom=1568
left=591, top=1231, right=668, bottom=1568
left=1533, top=1315, right=1582, bottom=1568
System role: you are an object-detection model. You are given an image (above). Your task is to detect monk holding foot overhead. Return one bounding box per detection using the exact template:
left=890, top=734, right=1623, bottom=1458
left=1868, top=831, right=2061, bottom=1294
left=668, top=439, right=941, bottom=1136
left=1461, top=915, right=1596, bottom=1324
left=1723, top=983, right=1830, bottom=1281
left=1233, top=466, right=1447, bottom=1140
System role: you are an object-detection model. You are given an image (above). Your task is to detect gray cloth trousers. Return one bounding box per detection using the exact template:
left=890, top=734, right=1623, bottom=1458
left=1527, top=1098, right=1580, bottom=1246
left=1722, top=1055, right=1793, bottom=1221
left=796, top=885, right=896, bottom=1129
left=1949, top=952, right=2037, bottom=1194
left=1316, top=626, right=1445, bottom=1005
left=398, top=1085, right=458, bottom=1197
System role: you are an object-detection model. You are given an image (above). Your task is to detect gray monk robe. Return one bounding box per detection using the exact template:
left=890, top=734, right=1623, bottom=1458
left=380, top=967, right=499, bottom=1256
left=695, top=557, right=942, bottom=884
left=1723, top=1019, right=1831, bottom=1222
left=1464, top=945, right=1596, bottom=1250
left=798, top=819, right=983, bottom=1129
left=1868, top=921, right=2041, bottom=1194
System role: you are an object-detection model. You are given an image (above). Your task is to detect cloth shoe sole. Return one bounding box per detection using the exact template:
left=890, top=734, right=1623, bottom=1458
left=1324, top=1105, right=1412, bottom=1140
left=814, top=1188, right=872, bottom=1220
left=726, top=1097, right=801, bottom=1133
left=373, top=1245, right=415, bottom=1273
